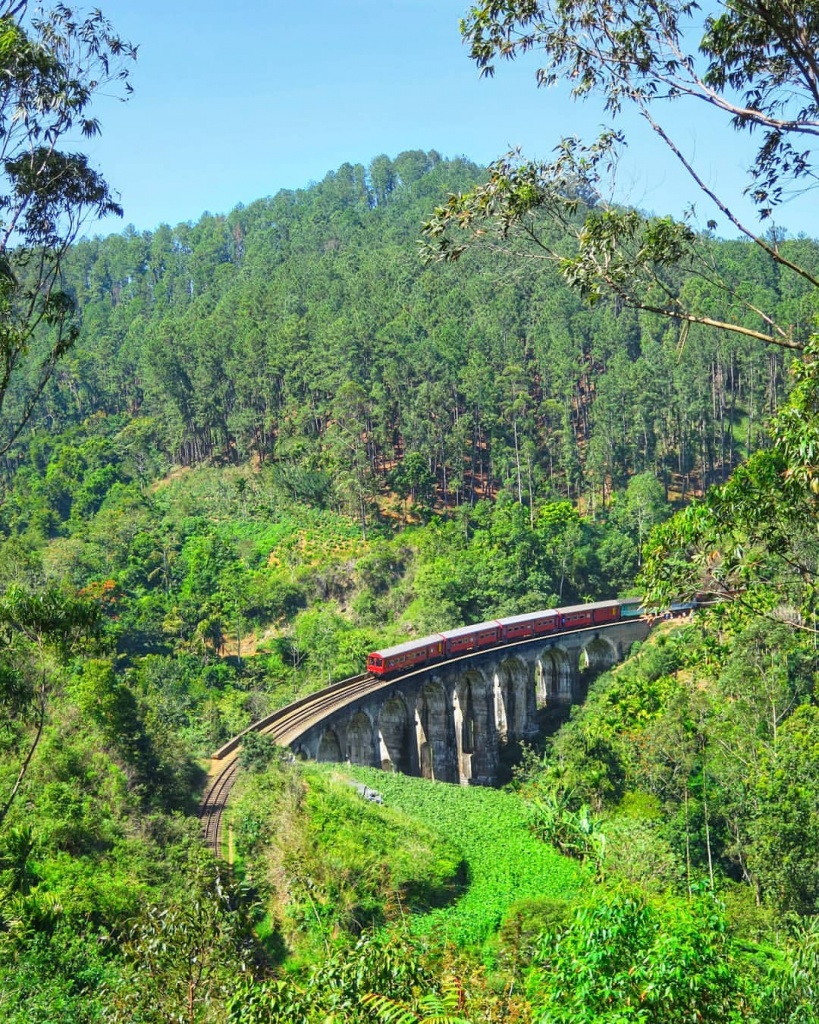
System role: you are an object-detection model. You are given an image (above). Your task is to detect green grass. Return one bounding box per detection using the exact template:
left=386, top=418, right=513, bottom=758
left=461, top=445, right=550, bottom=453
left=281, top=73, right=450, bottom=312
left=230, top=763, right=466, bottom=962
left=340, top=767, right=588, bottom=947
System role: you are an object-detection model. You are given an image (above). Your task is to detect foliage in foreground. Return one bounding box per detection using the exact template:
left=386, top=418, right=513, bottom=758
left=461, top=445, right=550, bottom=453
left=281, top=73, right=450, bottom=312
left=224, top=888, right=819, bottom=1024
left=529, top=891, right=749, bottom=1023
left=230, top=760, right=464, bottom=959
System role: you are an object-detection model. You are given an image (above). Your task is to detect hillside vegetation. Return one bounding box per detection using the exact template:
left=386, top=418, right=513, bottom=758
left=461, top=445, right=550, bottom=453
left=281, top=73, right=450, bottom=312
left=5, top=150, right=814, bottom=517
left=0, top=152, right=818, bottom=1020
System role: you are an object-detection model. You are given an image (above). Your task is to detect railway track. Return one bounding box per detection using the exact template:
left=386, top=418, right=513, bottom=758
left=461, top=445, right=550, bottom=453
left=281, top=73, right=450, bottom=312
left=199, top=672, right=376, bottom=855
left=199, top=611, right=653, bottom=855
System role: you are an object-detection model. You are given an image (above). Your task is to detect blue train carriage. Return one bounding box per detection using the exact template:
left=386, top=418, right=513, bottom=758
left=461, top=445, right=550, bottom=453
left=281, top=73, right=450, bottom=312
left=619, top=597, right=645, bottom=619
left=668, top=600, right=697, bottom=617
left=367, top=634, right=445, bottom=678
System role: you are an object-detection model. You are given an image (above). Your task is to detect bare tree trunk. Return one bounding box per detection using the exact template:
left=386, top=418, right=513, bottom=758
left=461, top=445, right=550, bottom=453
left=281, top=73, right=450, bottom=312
left=0, top=685, right=46, bottom=831
left=702, top=744, right=714, bottom=889
left=684, top=783, right=692, bottom=898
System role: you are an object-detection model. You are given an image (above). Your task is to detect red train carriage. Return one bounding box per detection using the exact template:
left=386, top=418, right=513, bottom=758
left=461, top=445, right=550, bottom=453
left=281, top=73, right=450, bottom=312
left=367, top=635, right=445, bottom=677
left=443, top=622, right=502, bottom=656
left=559, top=600, right=621, bottom=629
left=367, top=600, right=630, bottom=678
left=496, top=610, right=559, bottom=641
left=591, top=599, right=623, bottom=624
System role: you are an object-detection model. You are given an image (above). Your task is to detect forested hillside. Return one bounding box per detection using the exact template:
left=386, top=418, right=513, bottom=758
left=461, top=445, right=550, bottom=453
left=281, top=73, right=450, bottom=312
left=2, top=148, right=819, bottom=1021
left=4, top=150, right=815, bottom=522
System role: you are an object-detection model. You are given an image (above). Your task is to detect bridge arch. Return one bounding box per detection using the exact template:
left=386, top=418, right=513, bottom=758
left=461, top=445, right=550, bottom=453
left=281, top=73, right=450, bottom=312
left=579, top=635, right=618, bottom=675
left=493, top=656, right=532, bottom=742
left=316, top=728, right=342, bottom=763
left=415, top=680, right=451, bottom=782
left=454, top=669, right=494, bottom=784
left=536, top=646, right=573, bottom=702
left=378, top=693, right=412, bottom=773
left=346, top=711, right=374, bottom=766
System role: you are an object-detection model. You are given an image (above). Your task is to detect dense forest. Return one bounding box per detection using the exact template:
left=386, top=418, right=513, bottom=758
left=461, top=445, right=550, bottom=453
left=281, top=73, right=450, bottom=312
left=0, top=146, right=817, bottom=1022
left=3, top=0, right=819, bottom=1017
left=5, top=147, right=814, bottom=521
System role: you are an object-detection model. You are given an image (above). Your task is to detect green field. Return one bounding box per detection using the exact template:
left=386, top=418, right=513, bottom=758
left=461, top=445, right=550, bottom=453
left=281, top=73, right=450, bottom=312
left=341, top=767, right=587, bottom=947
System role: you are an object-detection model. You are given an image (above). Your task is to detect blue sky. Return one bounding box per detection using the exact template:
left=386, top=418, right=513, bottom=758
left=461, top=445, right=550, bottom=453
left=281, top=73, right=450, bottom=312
left=79, top=0, right=811, bottom=238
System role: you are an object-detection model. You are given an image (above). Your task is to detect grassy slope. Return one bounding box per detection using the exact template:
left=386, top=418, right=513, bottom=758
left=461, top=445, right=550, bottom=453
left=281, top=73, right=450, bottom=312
left=341, top=767, right=587, bottom=948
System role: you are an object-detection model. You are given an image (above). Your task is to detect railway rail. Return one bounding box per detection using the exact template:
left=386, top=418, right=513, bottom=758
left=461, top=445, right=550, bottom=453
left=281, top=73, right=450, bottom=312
left=199, top=672, right=375, bottom=855
left=199, top=602, right=660, bottom=855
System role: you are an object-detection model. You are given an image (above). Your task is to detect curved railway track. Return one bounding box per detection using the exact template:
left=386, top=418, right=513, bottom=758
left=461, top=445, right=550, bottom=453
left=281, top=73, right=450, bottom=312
left=200, top=672, right=376, bottom=855
left=199, top=611, right=653, bottom=855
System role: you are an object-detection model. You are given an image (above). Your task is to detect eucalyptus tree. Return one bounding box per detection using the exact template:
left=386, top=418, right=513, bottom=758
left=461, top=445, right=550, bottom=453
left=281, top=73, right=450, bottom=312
left=0, top=584, right=100, bottom=830
left=0, top=2, right=135, bottom=455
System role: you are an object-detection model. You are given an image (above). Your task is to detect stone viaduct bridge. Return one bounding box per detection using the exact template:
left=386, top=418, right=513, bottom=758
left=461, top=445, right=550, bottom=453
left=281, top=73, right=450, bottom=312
left=290, top=618, right=650, bottom=786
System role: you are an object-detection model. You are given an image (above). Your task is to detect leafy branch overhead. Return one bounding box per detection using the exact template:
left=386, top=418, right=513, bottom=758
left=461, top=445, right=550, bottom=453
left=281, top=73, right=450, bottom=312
left=0, top=2, right=136, bottom=456
left=463, top=0, right=819, bottom=213
left=422, top=149, right=806, bottom=352
left=422, top=0, right=819, bottom=351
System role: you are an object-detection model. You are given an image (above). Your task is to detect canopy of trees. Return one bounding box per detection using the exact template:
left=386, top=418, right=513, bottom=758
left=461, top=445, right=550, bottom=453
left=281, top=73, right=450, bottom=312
left=1, top=150, right=811, bottom=533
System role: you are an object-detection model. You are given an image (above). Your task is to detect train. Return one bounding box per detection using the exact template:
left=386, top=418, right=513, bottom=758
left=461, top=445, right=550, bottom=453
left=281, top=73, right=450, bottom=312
left=366, top=597, right=646, bottom=678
